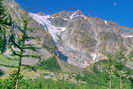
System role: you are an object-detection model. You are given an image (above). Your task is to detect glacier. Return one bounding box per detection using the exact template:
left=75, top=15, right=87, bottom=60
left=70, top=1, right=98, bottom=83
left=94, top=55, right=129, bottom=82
left=29, top=13, right=66, bottom=43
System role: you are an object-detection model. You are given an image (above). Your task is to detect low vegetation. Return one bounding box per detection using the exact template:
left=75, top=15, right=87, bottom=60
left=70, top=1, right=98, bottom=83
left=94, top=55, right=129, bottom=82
left=36, top=56, right=62, bottom=72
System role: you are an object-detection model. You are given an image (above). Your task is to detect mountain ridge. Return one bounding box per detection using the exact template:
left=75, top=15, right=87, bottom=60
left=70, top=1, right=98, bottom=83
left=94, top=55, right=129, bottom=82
left=36, top=10, right=133, bottom=29
left=3, top=0, right=133, bottom=68
left=29, top=11, right=133, bottom=68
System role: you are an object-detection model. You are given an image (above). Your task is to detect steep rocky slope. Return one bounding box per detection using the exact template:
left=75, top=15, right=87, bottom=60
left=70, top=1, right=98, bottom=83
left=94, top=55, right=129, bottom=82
left=30, top=11, right=133, bottom=68
left=2, top=0, right=56, bottom=66
left=1, top=0, right=82, bottom=72
left=3, top=0, right=133, bottom=68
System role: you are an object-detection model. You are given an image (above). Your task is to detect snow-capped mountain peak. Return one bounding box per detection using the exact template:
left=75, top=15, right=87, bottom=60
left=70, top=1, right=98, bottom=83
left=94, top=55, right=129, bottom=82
left=29, top=11, right=133, bottom=68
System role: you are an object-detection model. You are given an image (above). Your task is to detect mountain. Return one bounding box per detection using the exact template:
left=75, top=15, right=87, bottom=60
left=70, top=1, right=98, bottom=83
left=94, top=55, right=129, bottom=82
left=4, top=0, right=133, bottom=68
left=1, top=0, right=82, bottom=72
left=0, top=1, right=133, bottom=89
left=29, top=11, right=133, bottom=68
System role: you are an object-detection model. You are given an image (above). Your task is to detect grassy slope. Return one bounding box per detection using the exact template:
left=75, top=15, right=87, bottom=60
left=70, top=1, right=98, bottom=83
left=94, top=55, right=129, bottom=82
left=0, top=54, right=18, bottom=67
left=0, top=54, right=132, bottom=89
left=0, top=78, right=107, bottom=89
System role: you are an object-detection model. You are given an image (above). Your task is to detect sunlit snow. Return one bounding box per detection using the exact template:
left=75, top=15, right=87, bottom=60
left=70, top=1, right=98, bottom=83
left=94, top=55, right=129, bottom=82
left=29, top=13, right=66, bottom=42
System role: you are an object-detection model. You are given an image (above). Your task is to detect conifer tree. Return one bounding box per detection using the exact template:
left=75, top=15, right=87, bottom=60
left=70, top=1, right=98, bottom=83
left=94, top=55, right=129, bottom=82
left=101, top=51, right=132, bottom=89
left=0, top=0, right=12, bottom=53
left=9, top=15, right=41, bottom=89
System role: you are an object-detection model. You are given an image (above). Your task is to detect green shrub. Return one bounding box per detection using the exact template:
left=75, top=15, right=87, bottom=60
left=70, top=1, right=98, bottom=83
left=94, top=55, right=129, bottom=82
left=37, top=56, right=61, bottom=72
left=0, top=78, right=105, bottom=89
left=0, top=69, right=4, bottom=76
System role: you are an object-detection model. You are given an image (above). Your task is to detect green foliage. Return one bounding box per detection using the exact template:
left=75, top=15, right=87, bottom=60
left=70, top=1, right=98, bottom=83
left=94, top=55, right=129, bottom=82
left=76, top=70, right=131, bottom=89
left=0, top=69, right=4, bottom=76
left=76, top=71, right=109, bottom=87
left=0, top=54, right=18, bottom=67
left=5, top=15, right=41, bottom=89
left=37, top=56, right=61, bottom=72
left=0, top=1, right=41, bottom=88
left=0, top=77, right=108, bottom=89
left=0, top=0, right=12, bottom=53
left=0, top=36, right=7, bottom=53
left=89, top=51, right=133, bottom=89
left=0, top=69, right=23, bottom=89
left=128, top=54, right=133, bottom=59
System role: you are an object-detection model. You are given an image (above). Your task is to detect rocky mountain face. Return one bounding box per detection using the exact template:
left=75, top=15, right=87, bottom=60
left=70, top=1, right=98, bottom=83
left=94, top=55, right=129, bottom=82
left=4, top=0, right=56, bottom=66
left=5, top=0, right=133, bottom=68
left=29, top=11, right=133, bottom=68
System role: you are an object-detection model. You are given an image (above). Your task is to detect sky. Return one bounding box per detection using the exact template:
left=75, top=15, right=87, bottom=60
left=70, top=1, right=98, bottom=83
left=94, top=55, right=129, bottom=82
left=16, top=0, right=133, bottom=28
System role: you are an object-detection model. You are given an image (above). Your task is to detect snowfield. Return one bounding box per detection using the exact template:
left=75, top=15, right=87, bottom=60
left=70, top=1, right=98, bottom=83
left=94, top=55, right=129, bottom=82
left=29, top=13, right=66, bottom=42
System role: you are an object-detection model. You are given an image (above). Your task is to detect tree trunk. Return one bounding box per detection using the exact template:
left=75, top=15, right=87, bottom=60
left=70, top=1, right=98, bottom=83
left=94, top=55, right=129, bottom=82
left=109, top=71, right=112, bottom=89
left=15, top=56, right=22, bottom=89
left=119, top=76, right=123, bottom=89
left=15, top=40, right=24, bottom=89
left=15, top=79, right=19, bottom=89
left=130, top=78, right=133, bottom=89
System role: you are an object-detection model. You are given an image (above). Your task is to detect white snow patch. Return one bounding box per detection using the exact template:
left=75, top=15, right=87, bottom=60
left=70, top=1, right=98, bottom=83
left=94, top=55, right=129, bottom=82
left=70, top=13, right=88, bottom=20
left=70, top=12, right=78, bottom=20
left=59, top=27, right=66, bottom=31
left=121, top=34, right=133, bottom=38
left=29, top=13, right=66, bottom=42
left=62, top=18, right=69, bottom=21
left=104, top=20, right=108, bottom=24
left=91, top=53, right=97, bottom=61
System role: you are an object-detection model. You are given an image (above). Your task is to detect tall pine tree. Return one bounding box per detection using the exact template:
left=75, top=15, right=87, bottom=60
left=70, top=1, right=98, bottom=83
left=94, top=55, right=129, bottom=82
left=0, top=0, right=12, bottom=53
